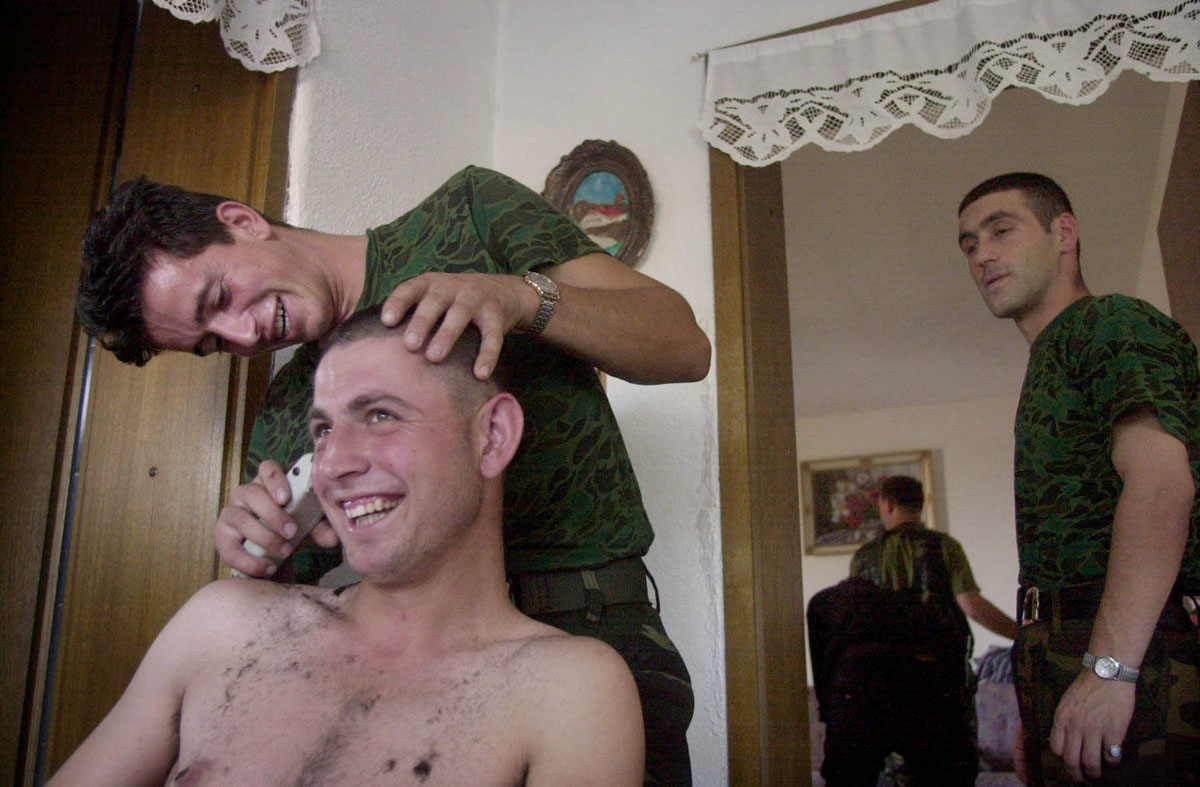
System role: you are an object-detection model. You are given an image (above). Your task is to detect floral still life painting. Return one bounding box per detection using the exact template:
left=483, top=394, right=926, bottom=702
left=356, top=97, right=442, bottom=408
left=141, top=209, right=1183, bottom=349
left=801, top=450, right=935, bottom=554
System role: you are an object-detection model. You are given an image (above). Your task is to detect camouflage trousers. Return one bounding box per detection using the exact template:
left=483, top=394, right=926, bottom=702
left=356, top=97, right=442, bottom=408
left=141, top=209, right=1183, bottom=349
left=1013, top=600, right=1200, bottom=785
left=534, top=601, right=694, bottom=787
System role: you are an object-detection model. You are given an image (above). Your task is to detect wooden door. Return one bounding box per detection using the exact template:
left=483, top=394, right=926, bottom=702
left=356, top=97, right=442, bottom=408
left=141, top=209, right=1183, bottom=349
left=0, top=2, right=289, bottom=781
left=0, top=2, right=135, bottom=782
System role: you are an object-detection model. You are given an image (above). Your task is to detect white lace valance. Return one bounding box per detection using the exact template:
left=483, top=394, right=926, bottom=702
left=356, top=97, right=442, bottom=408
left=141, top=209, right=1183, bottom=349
left=700, top=0, right=1199, bottom=165
left=151, top=0, right=319, bottom=72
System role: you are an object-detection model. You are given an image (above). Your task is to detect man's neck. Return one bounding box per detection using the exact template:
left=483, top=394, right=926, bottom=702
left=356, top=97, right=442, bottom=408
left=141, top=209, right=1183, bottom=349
left=1015, top=281, right=1091, bottom=345
left=279, top=227, right=369, bottom=335
left=339, top=517, right=523, bottom=659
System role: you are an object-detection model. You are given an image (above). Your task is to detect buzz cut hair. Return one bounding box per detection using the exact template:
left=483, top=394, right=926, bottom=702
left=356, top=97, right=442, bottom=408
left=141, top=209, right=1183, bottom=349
left=958, top=172, right=1074, bottom=232
left=316, top=305, right=514, bottom=411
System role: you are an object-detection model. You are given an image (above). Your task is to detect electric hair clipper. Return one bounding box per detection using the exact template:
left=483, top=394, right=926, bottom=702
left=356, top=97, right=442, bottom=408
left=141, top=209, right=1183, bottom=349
left=231, top=453, right=325, bottom=577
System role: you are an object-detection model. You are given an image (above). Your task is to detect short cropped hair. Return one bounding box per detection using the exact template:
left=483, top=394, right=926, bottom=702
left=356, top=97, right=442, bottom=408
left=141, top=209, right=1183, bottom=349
left=317, top=305, right=515, bottom=412
left=77, top=177, right=285, bottom=366
left=957, top=172, right=1074, bottom=232
left=878, top=475, right=924, bottom=512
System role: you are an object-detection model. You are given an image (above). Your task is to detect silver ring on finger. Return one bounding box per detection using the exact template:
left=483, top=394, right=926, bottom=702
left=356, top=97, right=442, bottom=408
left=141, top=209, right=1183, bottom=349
left=1105, top=743, right=1122, bottom=758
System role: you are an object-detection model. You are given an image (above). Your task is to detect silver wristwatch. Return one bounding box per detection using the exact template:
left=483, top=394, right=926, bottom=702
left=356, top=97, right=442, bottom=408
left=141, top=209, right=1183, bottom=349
left=521, top=271, right=560, bottom=336
left=1082, top=651, right=1140, bottom=683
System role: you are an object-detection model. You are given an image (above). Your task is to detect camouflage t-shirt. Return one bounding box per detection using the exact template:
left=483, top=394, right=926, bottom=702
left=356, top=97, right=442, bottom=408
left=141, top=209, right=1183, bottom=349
left=1014, top=294, right=1200, bottom=590
left=245, top=166, right=654, bottom=579
left=850, top=522, right=979, bottom=599
left=848, top=522, right=976, bottom=676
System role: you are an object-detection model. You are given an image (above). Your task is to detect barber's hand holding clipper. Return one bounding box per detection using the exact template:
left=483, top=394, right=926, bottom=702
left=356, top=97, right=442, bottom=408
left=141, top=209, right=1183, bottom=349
left=215, top=454, right=338, bottom=578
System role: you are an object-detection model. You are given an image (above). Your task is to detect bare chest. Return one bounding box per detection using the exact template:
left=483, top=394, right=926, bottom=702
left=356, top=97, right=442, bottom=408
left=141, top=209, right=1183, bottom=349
left=170, top=628, right=530, bottom=786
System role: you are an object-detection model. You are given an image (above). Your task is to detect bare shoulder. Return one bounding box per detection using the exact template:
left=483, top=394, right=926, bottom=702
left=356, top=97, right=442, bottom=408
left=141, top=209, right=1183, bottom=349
left=491, top=620, right=640, bottom=711
left=179, top=577, right=292, bottom=622
left=503, top=627, right=644, bottom=785
left=172, top=579, right=353, bottom=645
left=512, top=626, right=632, bottom=685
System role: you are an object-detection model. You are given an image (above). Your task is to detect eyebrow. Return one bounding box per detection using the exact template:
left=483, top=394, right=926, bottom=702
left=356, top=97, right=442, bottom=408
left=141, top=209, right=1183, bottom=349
left=189, top=275, right=222, bottom=356
left=308, top=392, right=414, bottom=425
left=193, top=274, right=216, bottom=329
left=957, top=209, right=1018, bottom=245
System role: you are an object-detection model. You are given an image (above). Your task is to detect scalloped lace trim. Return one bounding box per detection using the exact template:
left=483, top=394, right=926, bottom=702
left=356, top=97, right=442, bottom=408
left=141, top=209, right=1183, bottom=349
left=151, top=0, right=319, bottom=73
left=702, top=1, right=1199, bottom=165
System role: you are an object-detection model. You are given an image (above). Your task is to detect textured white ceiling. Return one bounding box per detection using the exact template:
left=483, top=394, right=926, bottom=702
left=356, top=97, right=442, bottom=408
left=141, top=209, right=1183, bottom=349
left=783, top=73, right=1177, bottom=418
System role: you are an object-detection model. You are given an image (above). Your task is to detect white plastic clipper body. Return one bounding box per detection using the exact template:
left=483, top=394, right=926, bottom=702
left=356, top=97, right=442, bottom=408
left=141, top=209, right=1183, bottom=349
left=232, top=453, right=325, bottom=577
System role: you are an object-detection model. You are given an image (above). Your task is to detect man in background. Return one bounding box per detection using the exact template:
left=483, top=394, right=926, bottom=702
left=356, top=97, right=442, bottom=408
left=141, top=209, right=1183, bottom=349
left=958, top=171, right=1199, bottom=784
left=813, top=475, right=1017, bottom=786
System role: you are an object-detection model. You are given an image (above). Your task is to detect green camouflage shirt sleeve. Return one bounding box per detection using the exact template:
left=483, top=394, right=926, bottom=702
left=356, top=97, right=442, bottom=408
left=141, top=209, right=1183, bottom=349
left=1081, top=298, right=1197, bottom=445
left=942, top=535, right=979, bottom=597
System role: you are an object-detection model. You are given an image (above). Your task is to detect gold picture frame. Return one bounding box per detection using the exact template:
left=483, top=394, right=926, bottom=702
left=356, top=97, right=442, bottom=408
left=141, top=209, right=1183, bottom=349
left=800, top=449, right=936, bottom=555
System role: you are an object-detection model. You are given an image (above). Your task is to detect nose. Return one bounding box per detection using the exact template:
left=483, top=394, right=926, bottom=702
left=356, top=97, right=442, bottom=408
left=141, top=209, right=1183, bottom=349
left=210, top=310, right=260, bottom=353
left=312, top=426, right=369, bottom=490
left=972, top=236, right=1000, bottom=266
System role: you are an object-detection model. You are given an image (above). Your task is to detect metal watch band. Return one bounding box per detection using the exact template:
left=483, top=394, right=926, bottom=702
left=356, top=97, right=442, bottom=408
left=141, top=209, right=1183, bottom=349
left=1082, top=650, right=1140, bottom=683
left=522, top=271, right=559, bottom=337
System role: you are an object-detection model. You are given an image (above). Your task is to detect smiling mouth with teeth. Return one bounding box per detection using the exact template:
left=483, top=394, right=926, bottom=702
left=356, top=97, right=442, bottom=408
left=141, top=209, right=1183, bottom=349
left=274, top=298, right=289, bottom=340
left=343, top=497, right=400, bottom=528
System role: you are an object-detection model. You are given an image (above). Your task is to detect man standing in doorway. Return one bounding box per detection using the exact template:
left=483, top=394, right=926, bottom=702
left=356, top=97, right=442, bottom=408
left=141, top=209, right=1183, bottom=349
left=957, top=172, right=1200, bottom=784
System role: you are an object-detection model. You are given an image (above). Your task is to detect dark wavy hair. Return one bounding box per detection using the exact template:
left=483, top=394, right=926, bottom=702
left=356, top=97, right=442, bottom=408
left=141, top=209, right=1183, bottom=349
left=77, top=177, right=284, bottom=365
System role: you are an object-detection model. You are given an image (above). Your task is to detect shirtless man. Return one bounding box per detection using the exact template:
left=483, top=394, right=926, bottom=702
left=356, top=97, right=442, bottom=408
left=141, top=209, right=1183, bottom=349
left=48, top=306, right=644, bottom=786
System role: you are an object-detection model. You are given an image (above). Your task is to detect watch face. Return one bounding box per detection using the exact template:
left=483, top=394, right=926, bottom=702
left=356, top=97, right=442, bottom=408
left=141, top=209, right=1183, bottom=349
left=1094, top=656, right=1119, bottom=679
left=526, top=271, right=557, bottom=293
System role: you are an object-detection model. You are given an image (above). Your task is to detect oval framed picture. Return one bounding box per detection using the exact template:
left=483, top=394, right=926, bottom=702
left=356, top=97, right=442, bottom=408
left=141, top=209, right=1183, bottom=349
left=542, top=140, right=654, bottom=267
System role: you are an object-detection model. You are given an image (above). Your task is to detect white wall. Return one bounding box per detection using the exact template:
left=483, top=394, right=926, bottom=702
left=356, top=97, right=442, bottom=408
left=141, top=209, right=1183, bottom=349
left=795, top=396, right=1023, bottom=683
left=287, top=1, right=500, bottom=229
left=287, top=1, right=891, bottom=784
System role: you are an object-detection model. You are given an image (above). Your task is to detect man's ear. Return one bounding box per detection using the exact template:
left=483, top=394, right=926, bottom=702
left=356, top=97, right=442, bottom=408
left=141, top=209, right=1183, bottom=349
left=214, top=201, right=273, bottom=239
left=1053, top=212, right=1079, bottom=256
left=476, top=392, right=524, bottom=480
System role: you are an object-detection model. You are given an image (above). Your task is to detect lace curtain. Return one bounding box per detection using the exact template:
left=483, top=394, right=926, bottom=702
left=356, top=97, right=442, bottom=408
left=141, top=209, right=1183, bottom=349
left=151, top=0, right=319, bottom=72
left=700, top=0, right=1199, bottom=166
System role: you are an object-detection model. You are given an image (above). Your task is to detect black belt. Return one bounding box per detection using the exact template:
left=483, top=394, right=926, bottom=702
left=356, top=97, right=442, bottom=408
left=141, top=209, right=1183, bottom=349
left=1018, top=583, right=1198, bottom=629
left=510, top=557, right=651, bottom=620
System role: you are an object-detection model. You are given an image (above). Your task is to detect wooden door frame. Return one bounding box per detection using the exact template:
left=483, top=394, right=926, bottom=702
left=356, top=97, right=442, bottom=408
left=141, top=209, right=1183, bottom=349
left=711, top=152, right=808, bottom=785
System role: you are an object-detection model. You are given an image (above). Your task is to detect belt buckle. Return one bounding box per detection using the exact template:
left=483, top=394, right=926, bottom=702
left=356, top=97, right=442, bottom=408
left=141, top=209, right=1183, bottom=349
left=1021, top=586, right=1041, bottom=627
